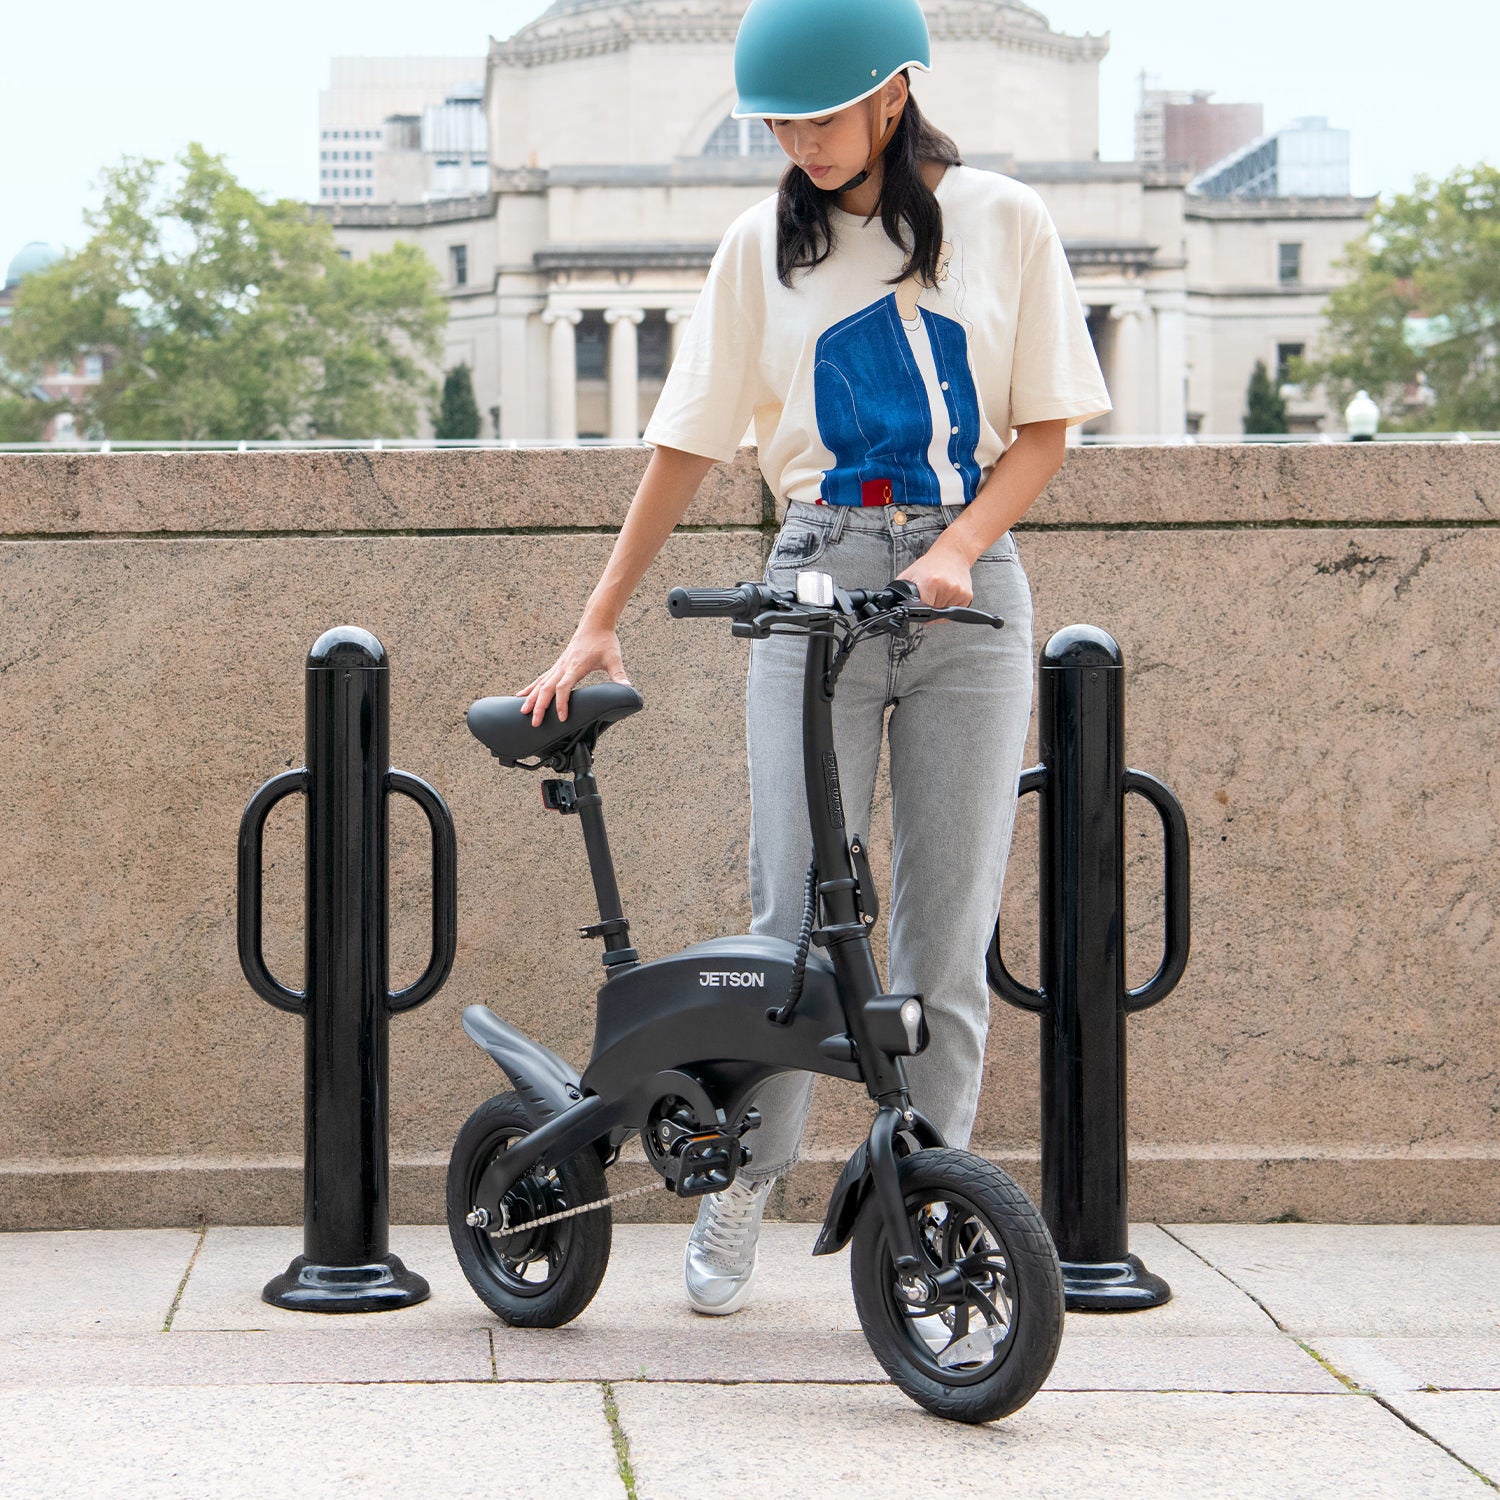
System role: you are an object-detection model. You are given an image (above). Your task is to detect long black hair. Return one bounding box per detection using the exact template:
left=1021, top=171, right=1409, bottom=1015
left=775, top=82, right=962, bottom=289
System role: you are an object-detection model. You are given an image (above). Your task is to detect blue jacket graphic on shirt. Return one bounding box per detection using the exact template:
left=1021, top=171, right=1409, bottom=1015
left=813, top=294, right=982, bottom=507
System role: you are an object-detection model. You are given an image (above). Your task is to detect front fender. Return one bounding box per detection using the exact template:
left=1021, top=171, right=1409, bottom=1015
left=810, top=1108, right=945, bottom=1257
left=811, top=1142, right=870, bottom=1257
left=462, top=1005, right=581, bottom=1127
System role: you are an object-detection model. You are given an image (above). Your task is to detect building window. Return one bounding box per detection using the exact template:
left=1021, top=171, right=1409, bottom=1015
left=577, top=314, right=608, bottom=381
left=84, top=354, right=103, bottom=380
left=1278, top=242, right=1303, bottom=285
left=450, top=245, right=468, bottom=287
left=638, top=312, right=670, bottom=380
left=702, top=114, right=784, bottom=158
left=1276, top=343, right=1306, bottom=388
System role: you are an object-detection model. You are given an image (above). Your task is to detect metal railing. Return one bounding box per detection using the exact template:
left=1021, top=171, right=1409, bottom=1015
left=1, top=433, right=1497, bottom=455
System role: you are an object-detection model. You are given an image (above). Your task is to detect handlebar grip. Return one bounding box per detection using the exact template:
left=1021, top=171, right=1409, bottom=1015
left=668, top=584, right=763, bottom=620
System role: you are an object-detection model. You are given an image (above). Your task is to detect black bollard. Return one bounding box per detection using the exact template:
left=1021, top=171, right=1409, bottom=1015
left=238, top=626, right=457, bottom=1311
left=989, top=626, right=1189, bottom=1311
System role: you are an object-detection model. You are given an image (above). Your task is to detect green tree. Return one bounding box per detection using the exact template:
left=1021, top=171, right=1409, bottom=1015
left=0, top=145, right=447, bottom=441
left=433, top=363, right=482, bottom=439
left=0, top=388, right=55, bottom=442
left=1306, top=163, right=1500, bottom=431
left=1243, top=359, right=1288, bottom=434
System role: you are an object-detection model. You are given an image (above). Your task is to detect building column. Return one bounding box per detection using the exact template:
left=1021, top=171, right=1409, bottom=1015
left=1109, top=301, right=1148, bottom=438
left=604, top=307, right=645, bottom=442
left=542, top=308, right=582, bottom=443
left=666, top=307, right=692, bottom=366
left=1151, top=292, right=1188, bottom=438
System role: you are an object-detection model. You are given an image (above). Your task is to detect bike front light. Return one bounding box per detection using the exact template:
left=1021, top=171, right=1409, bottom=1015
left=865, top=993, right=929, bottom=1056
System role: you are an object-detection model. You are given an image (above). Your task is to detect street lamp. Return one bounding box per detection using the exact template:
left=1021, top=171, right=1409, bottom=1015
left=1345, top=389, right=1380, bottom=441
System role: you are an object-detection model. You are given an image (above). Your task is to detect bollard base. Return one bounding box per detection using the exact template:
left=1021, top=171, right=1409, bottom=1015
left=263, top=1253, right=430, bottom=1313
left=1061, top=1253, right=1172, bottom=1312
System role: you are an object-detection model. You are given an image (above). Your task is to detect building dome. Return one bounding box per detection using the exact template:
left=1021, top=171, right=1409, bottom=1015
left=524, top=0, right=1055, bottom=33
left=4, top=241, right=61, bottom=290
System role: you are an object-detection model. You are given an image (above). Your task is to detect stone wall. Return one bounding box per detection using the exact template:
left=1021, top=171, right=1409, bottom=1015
left=1, top=443, right=1496, bottom=1229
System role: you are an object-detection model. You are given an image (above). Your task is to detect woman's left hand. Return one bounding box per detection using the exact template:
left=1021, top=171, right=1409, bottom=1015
left=897, top=539, right=975, bottom=607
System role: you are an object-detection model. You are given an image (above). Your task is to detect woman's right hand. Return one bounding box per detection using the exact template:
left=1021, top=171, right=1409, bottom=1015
left=518, top=619, right=630, bottom=726
left=516, top=443, right=713, bottom=727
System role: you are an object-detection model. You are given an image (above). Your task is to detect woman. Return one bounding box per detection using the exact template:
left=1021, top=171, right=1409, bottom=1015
left=520, top=0, right=1111, bottom=1315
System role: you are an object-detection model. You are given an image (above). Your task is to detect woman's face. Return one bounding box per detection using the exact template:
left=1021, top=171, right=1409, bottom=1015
left=765, top=79, right=905, bottom=191
left=766, top=104, right=870, bottom=188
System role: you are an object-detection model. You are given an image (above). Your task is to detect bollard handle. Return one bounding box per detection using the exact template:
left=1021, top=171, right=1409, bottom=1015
left=986, top=766, right=1049, bottom=1012
left=385, top=769, right=458, bottom=1014
left=1122, top=769, right=1191, bottom=1013
left=237, top=769, right=310, bottom=1014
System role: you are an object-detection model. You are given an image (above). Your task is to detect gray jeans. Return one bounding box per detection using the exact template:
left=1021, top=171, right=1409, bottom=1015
left=742, top=501, right=1035, bottom=1179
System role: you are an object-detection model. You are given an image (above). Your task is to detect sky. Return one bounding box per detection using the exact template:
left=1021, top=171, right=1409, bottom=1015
left=3, top=0, right=1497, bottom=269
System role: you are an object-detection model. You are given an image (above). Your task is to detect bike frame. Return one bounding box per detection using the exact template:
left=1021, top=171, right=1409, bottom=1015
left=465, top=596, right=959, bottom=1271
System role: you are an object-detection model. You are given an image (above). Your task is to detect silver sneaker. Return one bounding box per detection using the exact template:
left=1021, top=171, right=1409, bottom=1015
left=683, top=1175, right=777, bottom=1316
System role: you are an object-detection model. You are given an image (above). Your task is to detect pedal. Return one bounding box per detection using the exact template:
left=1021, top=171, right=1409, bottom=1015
left=664, top=1131, right=738, bottom=1198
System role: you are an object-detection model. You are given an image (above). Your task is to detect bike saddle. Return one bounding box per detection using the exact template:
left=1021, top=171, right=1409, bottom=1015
left=467, top=683, right=644, bottom=767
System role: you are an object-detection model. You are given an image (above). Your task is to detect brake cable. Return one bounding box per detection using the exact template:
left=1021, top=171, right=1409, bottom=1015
left=768, top=858, right=819, bottom=1026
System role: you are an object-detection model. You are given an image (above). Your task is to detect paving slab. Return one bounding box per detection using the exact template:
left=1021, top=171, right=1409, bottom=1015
left=0, top=1383, right=623, bottom=1500
left=0, top=1229, right=200, bottom=1335
left=580, top=1222, right=861, bottom=1333
left=0, top=1330, right=492, bottom=1386
left=1046, top=1334, right=1343, bottom=1393
left=1060, top=1225, right=1274, bottom=1337
left=172, top=1223, right=861, bottom=1334
left=612, top=1385, right=1486, bottom=1500
left=1313, top=1337, right=1500, bottom=1394
left=170, top=1226, right=488, bottom=1332
left=1383, top=1392, right=1500, bottom=1484
left=489, top=1326, right=886, bottom=1383
left=1168, top=1225, right=1500, bottom=1336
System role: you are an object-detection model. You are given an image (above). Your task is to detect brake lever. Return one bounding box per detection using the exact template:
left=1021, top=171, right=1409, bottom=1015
left=906, top=605, right=1005, bottom=628
left=731, top=610, right=781, bottom=639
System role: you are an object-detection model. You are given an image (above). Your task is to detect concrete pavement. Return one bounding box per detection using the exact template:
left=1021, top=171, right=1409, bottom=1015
left=1, top=1223, right=1497, bottom=1498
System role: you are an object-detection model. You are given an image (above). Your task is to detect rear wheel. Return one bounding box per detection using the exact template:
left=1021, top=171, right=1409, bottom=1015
left=850, top=1148, right=1063, bottom=1423
left=446, top=1092, right=611, bottom=1328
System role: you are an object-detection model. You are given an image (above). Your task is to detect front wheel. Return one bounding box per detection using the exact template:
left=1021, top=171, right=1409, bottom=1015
left=850, top=1148, right=1063, bottom=1423
left=447, top=1092, right=612, bottom=1328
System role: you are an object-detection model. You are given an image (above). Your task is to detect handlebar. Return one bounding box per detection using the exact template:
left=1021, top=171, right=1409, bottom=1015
left=666, top=584, right=777, bottom=621
left=668, top=578, right=1002, bottom=631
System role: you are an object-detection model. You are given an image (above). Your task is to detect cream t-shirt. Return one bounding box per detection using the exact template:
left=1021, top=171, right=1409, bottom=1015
left=644, top=164, right=1111, bottom=507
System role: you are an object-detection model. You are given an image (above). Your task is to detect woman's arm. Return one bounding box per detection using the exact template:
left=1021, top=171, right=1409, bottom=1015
left=519, top=443, right=716, bottom=724
left=898, top=417, right=1068, bottom=606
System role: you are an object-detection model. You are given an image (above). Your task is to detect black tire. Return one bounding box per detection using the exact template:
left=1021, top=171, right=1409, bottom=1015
left=850, top=1148, right=1063, bottom=1423
left=446, top=1092, right=612, bottom=1329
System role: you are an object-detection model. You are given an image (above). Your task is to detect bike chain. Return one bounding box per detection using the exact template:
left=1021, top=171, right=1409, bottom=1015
left=486, top=1178, right=659, bottom=1235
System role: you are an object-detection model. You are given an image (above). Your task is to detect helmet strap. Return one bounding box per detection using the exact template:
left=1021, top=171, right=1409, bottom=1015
left=836, top=93, right=906, bottom=197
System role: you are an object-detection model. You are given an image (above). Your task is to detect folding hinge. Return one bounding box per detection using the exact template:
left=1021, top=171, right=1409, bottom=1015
left=541, top=779, right=577, bottom=813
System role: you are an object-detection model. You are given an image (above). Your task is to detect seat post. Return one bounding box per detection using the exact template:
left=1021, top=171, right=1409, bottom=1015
left=567, top=743, right=638, bottom=968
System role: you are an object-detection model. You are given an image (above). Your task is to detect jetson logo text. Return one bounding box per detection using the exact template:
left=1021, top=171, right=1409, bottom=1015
left=699, top=971, right=767, bottom=988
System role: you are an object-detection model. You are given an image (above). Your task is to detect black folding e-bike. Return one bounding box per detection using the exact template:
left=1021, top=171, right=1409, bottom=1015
left=446, top=572, right=1064, bottom=1423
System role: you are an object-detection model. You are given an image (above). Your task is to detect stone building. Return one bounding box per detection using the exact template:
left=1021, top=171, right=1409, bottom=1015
left=1136, top=87, right=1263, bottom=178
left=325, top=0, right=1374, bottom=439
left=318, top=58, right=489, bottom=205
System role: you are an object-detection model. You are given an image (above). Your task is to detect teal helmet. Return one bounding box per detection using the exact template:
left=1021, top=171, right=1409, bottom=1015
left=732, top=0, right=932, bottom=121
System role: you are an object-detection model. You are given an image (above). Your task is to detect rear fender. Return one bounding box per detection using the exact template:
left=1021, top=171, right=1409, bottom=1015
left=462, top=1005, right=582, bottom=1128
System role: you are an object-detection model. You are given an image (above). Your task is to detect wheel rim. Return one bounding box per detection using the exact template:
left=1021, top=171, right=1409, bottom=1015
left=880, top=1191, right=1018, bottom=1386
left=466, top=1125, right=577, bottom=1298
